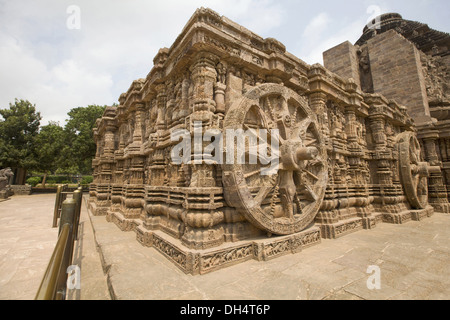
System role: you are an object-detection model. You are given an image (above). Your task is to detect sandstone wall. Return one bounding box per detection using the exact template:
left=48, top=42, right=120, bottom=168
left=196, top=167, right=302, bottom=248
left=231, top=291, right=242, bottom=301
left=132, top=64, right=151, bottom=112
left=367, top=30, right=431, bottom=123
left=323, top=41, right=361, bottom=88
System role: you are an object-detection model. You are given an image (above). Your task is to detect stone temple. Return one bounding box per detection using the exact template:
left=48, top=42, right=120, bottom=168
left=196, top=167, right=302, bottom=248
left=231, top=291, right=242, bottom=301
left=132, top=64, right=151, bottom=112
left=88, top=9, right=450, bottom=274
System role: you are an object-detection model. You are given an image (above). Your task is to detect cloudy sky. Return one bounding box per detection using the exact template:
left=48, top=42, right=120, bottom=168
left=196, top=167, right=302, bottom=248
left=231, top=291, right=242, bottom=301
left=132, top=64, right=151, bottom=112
left=1, top=0, right=449, bottom=125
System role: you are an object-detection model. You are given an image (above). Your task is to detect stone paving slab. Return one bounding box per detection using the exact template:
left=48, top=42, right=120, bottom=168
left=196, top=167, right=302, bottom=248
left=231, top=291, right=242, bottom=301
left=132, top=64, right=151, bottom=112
left=67, top=196, right=110, bottom=300
left=1, top=193, right=449, bottom=300
left=0, top=193, right=110, bottom=300
left=0, top=194, right=58, bottom=300
left=88, top=205, right=450, bottom=300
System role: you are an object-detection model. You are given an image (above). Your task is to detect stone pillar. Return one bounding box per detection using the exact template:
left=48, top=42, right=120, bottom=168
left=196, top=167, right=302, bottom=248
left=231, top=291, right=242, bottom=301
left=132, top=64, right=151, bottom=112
left=369, top=115, right=392, bottom=185
left=104, top=125, right=116, bottom=155
left=101, top=122, right=116, bottom=183
left=214, top=82, right=226, bottom=115
left=309, top=92, right=330, bottom=147
left=93, top=108, right=117, bottom=216
left=345, top=107, right=361, bottom=184
left=180, top=76, right=191, bottom=118
left=92, top=128, right=100, bottom=184
left=419, top=130, right=450, bottom=213
left=188, top=52, right=219, bottom=188
left=190, top=52, right=217, bottom=114
left=422, top=136, right=439, bottom=165
left=156, top=84, right=167, bottom=131
left=439, top=138, right=450, bottom=199
left=180, top=52, right=224, bottom=249
left=369, top=115, right=387, bottom=151
left=121, top=104, right=146, bottom=223
left=148, top=84, right=168, bottom=185
left=132, top=103, right=144, bottom=145
left=129, top=103, right=145, bottom=185
left=344, top=107, right=357, bottom=145
left=114, top=122, right=126, bottom=183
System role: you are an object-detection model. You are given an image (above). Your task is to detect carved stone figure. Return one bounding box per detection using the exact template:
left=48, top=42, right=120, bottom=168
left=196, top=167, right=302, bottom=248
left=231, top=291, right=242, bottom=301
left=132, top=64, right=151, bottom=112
left=0, top=168, right=14, bottom=199
left=0, top=168, right=13, bottom=190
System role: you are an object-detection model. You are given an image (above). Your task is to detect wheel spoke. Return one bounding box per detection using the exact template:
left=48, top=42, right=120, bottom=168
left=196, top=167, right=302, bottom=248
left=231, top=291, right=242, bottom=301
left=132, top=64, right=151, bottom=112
left=280, top=95, right=289, bottom=114
left=244, top=166, right=271, bottom=179
left=291, top=117, right=312, bottom=140
left=298, top=117, right=312, bottom=131
left=303, top=169, right=319, bottom=181
left=265, top=96, right=276, bottom=122
left=254, top=177, right=278, bottom=205
left=277, top=118, right=289, bottom=141
left=300, top=184, right=318, bottom=201
left=304, top=138, right=317, bottom=147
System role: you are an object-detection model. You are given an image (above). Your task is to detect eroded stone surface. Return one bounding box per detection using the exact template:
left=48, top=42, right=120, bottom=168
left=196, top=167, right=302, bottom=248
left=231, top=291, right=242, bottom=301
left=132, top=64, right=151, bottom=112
left=90, top=204, right=450, bottom=300
left=88, top=8, right=450, bottom=274
left=0, top=168, right=14, bottom=200
left=326, top=12, right=450, bottom=214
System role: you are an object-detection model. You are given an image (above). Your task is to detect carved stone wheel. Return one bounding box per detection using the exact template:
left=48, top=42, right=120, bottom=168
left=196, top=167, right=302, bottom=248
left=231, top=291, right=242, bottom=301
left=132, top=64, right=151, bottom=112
left=397, top=131, right=429, bottom=209
left=222, top=84, right=328, bottom=235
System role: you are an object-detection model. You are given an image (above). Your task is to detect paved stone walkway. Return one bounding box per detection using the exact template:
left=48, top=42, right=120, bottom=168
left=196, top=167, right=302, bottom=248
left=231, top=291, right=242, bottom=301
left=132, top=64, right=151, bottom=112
left=1, top=193, right=449, bottom=300
left=0, top=193, right=109, bottom=300
left=67, top=195, right=110, bottom=300
left=91, top=208, right=450, bottom=300
left=0, top=194, right=58, bottom=299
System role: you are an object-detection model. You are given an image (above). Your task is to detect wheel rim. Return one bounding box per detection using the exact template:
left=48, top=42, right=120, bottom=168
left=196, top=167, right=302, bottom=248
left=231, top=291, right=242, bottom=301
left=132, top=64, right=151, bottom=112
left=397, top=131, right=429, bottom=209
left=222, top=84, right=328, bottom=235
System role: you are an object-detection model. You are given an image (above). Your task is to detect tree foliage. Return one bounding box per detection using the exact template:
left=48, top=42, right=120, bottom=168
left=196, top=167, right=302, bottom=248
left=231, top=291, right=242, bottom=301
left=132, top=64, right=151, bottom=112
left=0, top=99, right=106, bottom=177
left=34, top=121, right=65, bottom=185
left=0, top=99, right=41, bottom=169
left=60, top=105, right=106, bottom=174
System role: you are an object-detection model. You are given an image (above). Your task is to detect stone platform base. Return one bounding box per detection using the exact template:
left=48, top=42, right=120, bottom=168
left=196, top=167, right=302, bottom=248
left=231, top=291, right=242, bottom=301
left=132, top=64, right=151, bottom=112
left=411, top=206, right=434, bottom=220
left=319, top=217, right=364, bottom=239
left=317, top=206, right=435, bottom=239
left=106, top=211, right=321, bottom=275
left=318, top=213, right=385, bottom=239
left=382, top=206, right=434, bottom=224
left=429, top=202, right=450, bottom=214
left=97, top=205, right=435, bottom=274
left=10, top=185, right=31, bottom=195
left=107, top=210, right=139, bottom=231
left=88, top=202, right=109, bottom=216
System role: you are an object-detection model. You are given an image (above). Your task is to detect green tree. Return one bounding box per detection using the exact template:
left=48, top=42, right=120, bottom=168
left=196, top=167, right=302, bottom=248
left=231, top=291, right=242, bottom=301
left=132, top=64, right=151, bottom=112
left=34, top=121, right=65, bottom=186
left=60, top=105, right=106, bottom=174
left=0, top=99, right=41, bottom=171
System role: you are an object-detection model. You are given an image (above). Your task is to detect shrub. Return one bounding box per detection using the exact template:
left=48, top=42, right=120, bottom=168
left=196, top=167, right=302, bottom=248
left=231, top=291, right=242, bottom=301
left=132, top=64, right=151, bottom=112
left=47, top=176, right=70, bottom=184
left=81, top=176, right=93, bottom=185
left=26, top=176, right=42, bottom=187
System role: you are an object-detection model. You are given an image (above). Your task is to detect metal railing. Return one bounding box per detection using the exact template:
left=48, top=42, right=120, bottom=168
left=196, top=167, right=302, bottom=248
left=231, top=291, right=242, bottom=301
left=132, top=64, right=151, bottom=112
left=35, top=187, right=82, bottom=300
left=52, top=184, right=69, bottom=228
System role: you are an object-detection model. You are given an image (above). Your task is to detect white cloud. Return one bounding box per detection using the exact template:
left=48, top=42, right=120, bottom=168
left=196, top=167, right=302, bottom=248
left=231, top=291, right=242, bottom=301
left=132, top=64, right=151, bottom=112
left=214, top=0, right=285, bottom=35
left=0, top=0, right=448, bottom=126
left=0, top=32, right=115, bottom=125
left=299, top=18, right=366, bottom=65
left=0, top=0, right=284, bottom=125
left=302, top=12, right=330, bottom=37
